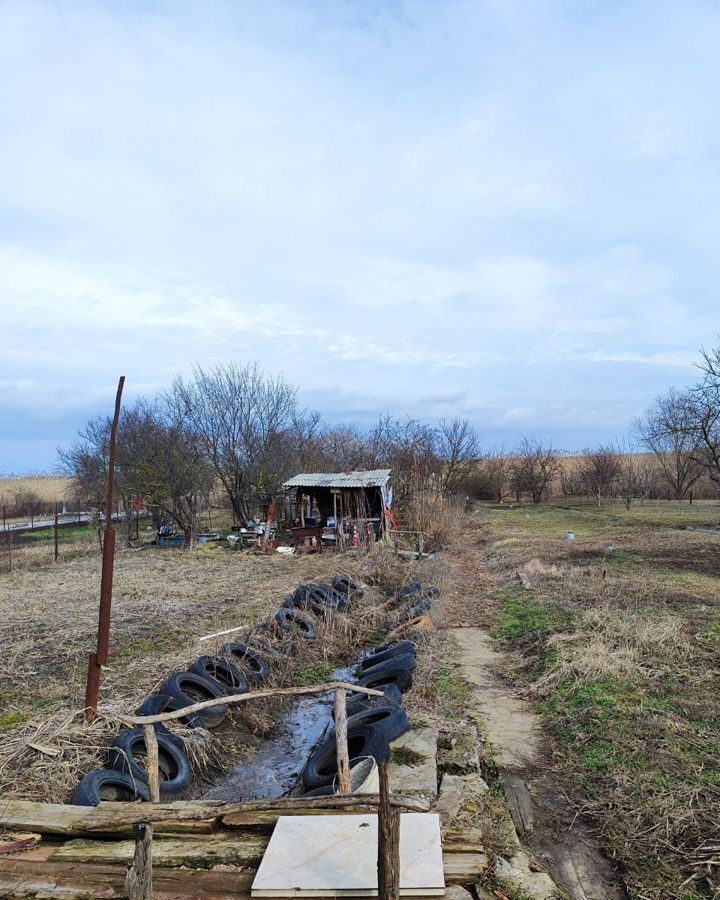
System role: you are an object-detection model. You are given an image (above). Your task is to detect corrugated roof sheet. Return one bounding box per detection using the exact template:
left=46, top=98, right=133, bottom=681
left=282, top=469, right=391, bottom=489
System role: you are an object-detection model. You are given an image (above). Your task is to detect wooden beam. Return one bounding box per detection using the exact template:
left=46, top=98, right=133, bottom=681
left=85, top=793, right=430, bottom=831
left=0, top=859, right=253, bottom=898
left=0, top=799, right=216, bottom=836
left=122, top=681, right=383, bottom=726
left=53, top=832, right=270, bottom=868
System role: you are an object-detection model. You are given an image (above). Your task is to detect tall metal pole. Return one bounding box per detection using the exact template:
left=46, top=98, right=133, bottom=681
left=85, top=376, right=125, bottom=722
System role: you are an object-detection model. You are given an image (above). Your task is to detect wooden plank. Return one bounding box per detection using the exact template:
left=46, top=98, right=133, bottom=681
left=0, top=799, right=216, bottom=836
left=442, top=851, right=489, bottom=884
left=0, top=795, right=427, bottom=836
left=442, top=827, right=485, bottom=852
left=0, top=859, right=253, bottom=899
left=53, top=831, right=270, bottom=868
left=85, top=794, right=429, bottom=830
left=223, top=806, right=384, bottom=827
left=501, top=772, right=534, bottom=835
left=124, top=681, right=383, bottom=726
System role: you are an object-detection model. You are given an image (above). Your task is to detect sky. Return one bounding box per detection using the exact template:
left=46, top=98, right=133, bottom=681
left=1, top=0, right=719, bottom=473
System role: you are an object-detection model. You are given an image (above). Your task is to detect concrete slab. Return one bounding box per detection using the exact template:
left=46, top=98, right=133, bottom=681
left=388, top=727, right=438, bottom=801
left=251, top=813, right=445, bottom=897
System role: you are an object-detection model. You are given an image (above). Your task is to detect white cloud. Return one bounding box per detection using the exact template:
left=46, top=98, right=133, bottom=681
left=1, top=0, right=719, bottom=470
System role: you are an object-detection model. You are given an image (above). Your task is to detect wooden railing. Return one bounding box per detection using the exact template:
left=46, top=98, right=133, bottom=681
left=115, top=680, right=404, bottom=900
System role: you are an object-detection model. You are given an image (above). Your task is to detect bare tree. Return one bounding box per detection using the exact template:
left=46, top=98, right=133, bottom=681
left=168, top=363, right=299, bottom=522
left=438, top=418, right=480, bottom=496
left=577, top=446, right=623, bottom=505
left=687, top=345, right=720, bottom=490
left=635, top=388, right=704, bottom=501
left=509, top=437, right=560, bottom=505
left=119, top=400, right=214, bottom=544
left=619, top=450, right=660, bottom=503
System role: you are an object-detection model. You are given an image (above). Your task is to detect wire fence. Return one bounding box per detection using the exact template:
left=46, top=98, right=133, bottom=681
left=0, top=517, right=100, bottom=575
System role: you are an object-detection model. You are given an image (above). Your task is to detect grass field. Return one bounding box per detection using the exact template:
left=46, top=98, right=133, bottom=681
left=464, top=498, right=720, bottom=900
left=0, top=540, right=418, bottom=806
left=0, top=474, right=73, bottom=505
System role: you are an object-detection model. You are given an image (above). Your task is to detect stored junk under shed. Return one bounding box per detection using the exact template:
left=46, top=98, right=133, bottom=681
left=282, top=469, right=391, bottom=551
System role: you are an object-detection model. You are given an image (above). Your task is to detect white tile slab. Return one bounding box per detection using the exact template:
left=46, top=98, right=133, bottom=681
left=251, top=813, right=445, bottom=897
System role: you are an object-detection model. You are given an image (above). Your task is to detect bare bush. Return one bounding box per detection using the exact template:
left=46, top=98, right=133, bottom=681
left=509, top=437, right=560, bottom=504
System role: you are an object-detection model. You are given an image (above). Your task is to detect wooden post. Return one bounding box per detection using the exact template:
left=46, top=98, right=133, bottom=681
left=334, top=688, right=351, bottom=794
left=377, top=758, right=400, bottom=900
left=54, top=506, right=59, bottom=563
left=126, top=724, right=159, bottom=899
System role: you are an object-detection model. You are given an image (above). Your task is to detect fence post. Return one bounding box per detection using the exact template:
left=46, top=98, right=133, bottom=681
left=54, top=506, right=59, bottom=563
left=334, top=687, right=351, bottom=794
left=8, top=528, right=11, bottom=573
left=377, top=758, right=400, bottom=900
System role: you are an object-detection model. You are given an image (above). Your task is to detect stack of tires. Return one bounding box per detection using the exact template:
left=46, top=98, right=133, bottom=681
left=299, top=639, right=417, bottom=795
left=274, top=574, right=363, bottom=640
left=70, top=574, right=364, bottom=806
left=393, top=581, right=439, bottom=625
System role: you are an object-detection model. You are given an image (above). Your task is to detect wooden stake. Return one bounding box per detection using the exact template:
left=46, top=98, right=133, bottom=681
left=126, top=725, right=159, bottom=899
left=125, top=824, right=152, bottom=899
left=334, top=688, right=351, bottom=794
left=377, top=758, right=400, bottom=900
left=144, top=724, right=161, bottom=803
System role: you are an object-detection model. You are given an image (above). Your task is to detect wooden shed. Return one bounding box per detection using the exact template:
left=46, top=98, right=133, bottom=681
left=282, top=469, right=391, bottom=549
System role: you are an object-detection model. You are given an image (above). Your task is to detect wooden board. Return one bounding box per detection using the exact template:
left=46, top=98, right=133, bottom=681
left=0, top=859, right=253, bottom=899
left=53, top=831, right=270, bottom=868
left=0, top=799, right=218, bottom=836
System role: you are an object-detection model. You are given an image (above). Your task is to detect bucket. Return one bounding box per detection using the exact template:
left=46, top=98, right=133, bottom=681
left=332, top=756, right=379, bottom=794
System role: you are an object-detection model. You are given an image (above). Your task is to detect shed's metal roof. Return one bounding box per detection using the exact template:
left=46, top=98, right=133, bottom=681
left=283, top=469, right=391, bottom=489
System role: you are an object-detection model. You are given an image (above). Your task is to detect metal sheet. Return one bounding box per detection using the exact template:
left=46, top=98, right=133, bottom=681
left=282, top=469, right=391, bottom=489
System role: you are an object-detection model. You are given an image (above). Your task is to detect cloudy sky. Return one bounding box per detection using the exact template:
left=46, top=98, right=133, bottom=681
left=1, top=1, right=719, bottom=473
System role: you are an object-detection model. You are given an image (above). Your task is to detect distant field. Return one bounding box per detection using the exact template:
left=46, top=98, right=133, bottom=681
left=0, top=475, right=74, bottom=505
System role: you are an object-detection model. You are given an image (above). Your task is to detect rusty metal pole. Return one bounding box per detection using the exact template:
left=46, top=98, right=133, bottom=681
left=85, top=376, right=125, bottom=722
left=54, top=505, right=59, bottom=563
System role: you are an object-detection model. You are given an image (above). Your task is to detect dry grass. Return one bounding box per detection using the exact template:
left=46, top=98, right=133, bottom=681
left=451, top=498, right=720, bottom=900
left=0, top=544, right=385, bottom=801
left=0, top=474, right=73, bottom=505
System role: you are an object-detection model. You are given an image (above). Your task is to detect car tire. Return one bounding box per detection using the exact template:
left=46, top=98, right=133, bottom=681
left=302, top=725, right=390, bottom=790
left=333, top=574, right=363, bottom=598
left=359, top=641, right=416, bottom=671
left=344, top=683, right=403, bottom=718
left=190, top=655, right=250, bottom=695
left=135, top=693, right=205, bottom=734
left=357, top=655, right=416, bottom=694
left=71, top=769, right=150, bottom=806
left=218, top=642, right=271, bottom=684
left=346, top=705, right=409, bottom=744
left=160, top=672, right=228, bottom=728
left=274, top=607, right=318, bottom=640
left=107, top=727, right=192, bottom=800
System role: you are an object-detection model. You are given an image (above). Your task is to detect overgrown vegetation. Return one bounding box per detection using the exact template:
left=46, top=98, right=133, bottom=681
left=471, top=498, right=720, bottom=900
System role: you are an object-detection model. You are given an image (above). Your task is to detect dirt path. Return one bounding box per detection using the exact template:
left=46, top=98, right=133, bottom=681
left=450, top=625, right=626, bottom=900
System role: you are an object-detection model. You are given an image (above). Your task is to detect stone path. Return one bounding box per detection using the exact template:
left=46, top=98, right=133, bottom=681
left=450, top=626, right=627, bottom=900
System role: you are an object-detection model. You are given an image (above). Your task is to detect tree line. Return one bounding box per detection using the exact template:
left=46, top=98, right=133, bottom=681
left=470, top=342, right=720, bottom=505
left=59, top=362, right=480, bottom=542
left=60, top=343, right=720, bottom=539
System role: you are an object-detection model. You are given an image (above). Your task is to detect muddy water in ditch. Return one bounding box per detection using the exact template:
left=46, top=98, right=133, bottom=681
left=203, top=666, right=353, bottom=801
